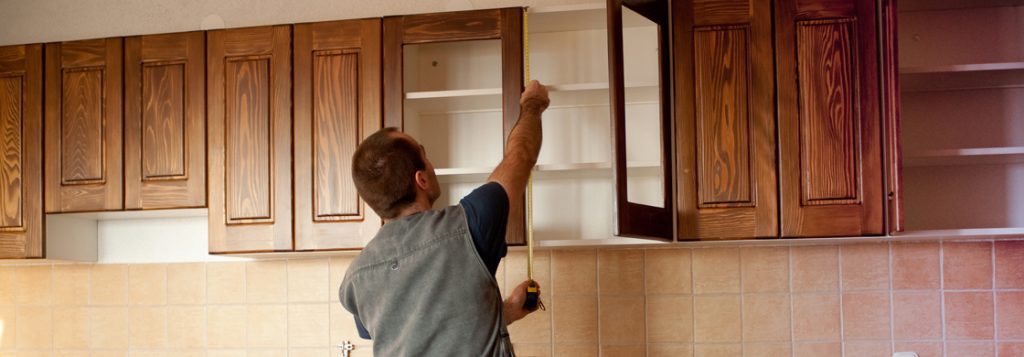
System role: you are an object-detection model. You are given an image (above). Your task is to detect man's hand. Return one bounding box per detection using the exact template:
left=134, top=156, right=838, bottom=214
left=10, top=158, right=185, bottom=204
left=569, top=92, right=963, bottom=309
left=520, top=80, right=550, bottom=113
left=503, top=280, right=542, bottom=325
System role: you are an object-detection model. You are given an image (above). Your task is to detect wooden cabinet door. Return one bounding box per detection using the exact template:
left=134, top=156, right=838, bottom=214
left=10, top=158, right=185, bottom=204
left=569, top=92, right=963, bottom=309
left=207, top=26, right=292, bottom=253
left=294, top=19, right=382, bottom=251
left=44, top=39, right=123, bottom=213
left=0, top=44, right=43, bottom=259
left=673, top=0, right=777, bottom=239
left=125, top=32, right=206, bottom=210
left=383, top=8, right=525, bottom=245
left=776, top=0, right=883, bottom=237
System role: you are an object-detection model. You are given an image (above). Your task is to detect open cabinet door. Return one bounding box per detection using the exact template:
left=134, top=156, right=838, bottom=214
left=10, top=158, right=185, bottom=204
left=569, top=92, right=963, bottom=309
left=608, top=0, right=674, bottom=240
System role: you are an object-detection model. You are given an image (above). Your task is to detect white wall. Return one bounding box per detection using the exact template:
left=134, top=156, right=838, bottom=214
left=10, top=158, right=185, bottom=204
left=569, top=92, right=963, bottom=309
left=0, top=0, right=601, bottom=46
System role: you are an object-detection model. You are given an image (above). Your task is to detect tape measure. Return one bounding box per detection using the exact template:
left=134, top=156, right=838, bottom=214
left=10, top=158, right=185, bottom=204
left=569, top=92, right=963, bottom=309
left=522, top=8, right=544, bottom=312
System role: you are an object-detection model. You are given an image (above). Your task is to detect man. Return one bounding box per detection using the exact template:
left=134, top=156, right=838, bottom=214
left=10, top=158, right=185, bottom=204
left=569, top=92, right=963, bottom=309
left=340, top=80, right=550, bottom=356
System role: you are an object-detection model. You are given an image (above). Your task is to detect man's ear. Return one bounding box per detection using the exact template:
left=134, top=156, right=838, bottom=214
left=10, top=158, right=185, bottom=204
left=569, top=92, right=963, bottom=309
left=413, top=170, right=429, bottom=190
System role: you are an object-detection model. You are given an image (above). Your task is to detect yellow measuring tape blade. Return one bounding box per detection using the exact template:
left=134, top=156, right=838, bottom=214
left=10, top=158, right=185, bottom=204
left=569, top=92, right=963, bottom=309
left=523, top=8, right=535, bottom=283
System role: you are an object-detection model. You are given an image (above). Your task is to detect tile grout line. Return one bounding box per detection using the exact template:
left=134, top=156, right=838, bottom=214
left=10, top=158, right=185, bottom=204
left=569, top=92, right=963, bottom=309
left=992, top=242, right=999, bottom=356
left=641, top=250, right=648, bottom=357
left=690, top=249, right=696, bottom=357
left=889, top=242, right=896, bottom=354
left=596, top=249, right=603, bottom=356
left=738, top=248, right=745, bottom=356
left=940, top=241, right=948, bottom=357
left=789, top=246, right=796, bottom=356
left=838, top=246, right=846, bottom=357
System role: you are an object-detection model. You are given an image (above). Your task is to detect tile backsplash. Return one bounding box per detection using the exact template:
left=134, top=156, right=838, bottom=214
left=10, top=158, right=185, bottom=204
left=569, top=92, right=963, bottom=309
left=0, top=239, right=1022, bottom=356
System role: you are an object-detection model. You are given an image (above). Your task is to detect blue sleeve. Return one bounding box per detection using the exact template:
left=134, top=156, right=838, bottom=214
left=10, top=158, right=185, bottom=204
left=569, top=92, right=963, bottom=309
left=355, top=316, right=371, bottom=340
left=459, top=182, right=509, bottom=276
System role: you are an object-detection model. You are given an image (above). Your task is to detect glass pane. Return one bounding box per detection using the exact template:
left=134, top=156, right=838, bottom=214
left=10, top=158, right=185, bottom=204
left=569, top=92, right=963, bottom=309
left=622, top=6, right=665, bottom=208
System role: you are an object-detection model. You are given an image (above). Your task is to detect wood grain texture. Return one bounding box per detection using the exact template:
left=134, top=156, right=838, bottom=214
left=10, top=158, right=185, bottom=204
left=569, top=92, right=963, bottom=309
left=777, top=0, right=883, bottom=237
left=382, top=8, right=526, bottom=245
left=880, top=0, right=903, bottom=233
left=45, top=38, right=123, bottom=213
left=694, top=26, right=753, bottom=207
left=674, top=0, right=776, bottom=239
left=796, top=19, right=860, bottom=204
left=207, top=25, right=292, bottom=253
left=610, top=0, right=674, bottom=240
left=124, top=32, right=206, bottom=210
left=294, top=18, right=383, bottom=251
left=0, top=44, right=43, bottom=258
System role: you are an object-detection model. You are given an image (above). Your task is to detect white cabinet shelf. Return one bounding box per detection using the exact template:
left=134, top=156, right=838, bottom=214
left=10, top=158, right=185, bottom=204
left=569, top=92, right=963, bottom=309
left=900, top=61, right=1024, bottom=74
left=435, top=161, right=661, bottom=177
left=904, top=147, right=1024, bottom=167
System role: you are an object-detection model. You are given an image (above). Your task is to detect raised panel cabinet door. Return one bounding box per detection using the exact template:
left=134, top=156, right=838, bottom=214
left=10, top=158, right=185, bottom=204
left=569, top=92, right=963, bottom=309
left=776, top=0, right=883, bottom=237
left=673, top=0, right=777, bottom=239
left=208, top=26, right=292, bottom=253
left=383, top=8, right=525, bottom=245
left=0, top=44, right=43, bottom=259
left=125, top=32, right=206, bottom=210
left=294, top=18, right=382, bottom=251
left=44, top=38, right=123, bottom=213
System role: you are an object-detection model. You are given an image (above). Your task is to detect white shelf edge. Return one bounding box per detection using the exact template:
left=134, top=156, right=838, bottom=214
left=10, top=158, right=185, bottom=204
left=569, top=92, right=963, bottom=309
left=435, top=161, right=662, bottom=177
left=900, top=84, right=1024, bottom=93
left=900, top=61, right=1024, bottom=74
left=406, top=88, right=502, bottom=99
left=907, top=146, right=1024, bottom=157
left=894, top=227, right=1024, bottom=238
left=903, top=146, right=1024, bottom=167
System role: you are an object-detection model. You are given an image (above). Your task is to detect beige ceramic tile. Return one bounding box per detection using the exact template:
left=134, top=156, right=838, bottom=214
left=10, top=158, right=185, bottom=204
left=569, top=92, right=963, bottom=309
left=998, top=343, right=1024, bottom=357
left=244, top=350, right=286, bottom=357
left=287, top=348, right=331, bottom=357
left=997, top=291, right=1024, bottom=339
left=844, top=341, right=893, bottom=356
left=945, top=291, right=994, bottom=339
left=15, top=265, right=52, bottom=305
left=508, top=300, right=552, bottom=344
left=53, top=264, right=91, bottom=306
left=504, top=251, right=550, bottom=298
left=328, top=255, right=356, bottom=295
left=90, top=307, right=128, bottom=349
left=742, top=294, right=791, bottom=342
left=598, top=249, right=644, bottom=295
left=996, top=241, right=1024, bottom=288
left=693, top=344, right=741, bottom=357
left=91, top=265, right=129, bottom=305
left=330, top=302, right=362, bottom=343
left=894, top=342, right=943, bottom=357
left=946, top=341, right=994, bottom=357
left=745, top=342, right=792, bottom=357
left=288, top=259, right=329, bottom=303
left=646, top=295, right=693, bottom=343
left=943, top=241, right=993, bottom=289
left=167, top=306, right=206, bottom=348
left=54, top=351, right=91, bottom=357
left=167, top=263, right=206, bottom=305
left=841, top=291, right=891, bottom=340
left=791, top=294, right=840, bottom=341
left=692, top=248, right=740, bottom=294
left=892, top=242, right=941, bottom=290
left=693, top=295, right=741, bottom=343
left=600, top=345, right=645, bottom=357
left=127, top=351, right=165, bottom=357
left=551, top=295, right=598, bottom=344
left=0, top=306, right=15, bottom=348
left=598, top=296, right=645, bottom=345
left=205, top=350, right=246, bottom=357
left=16, top=306, right=51, bottom=348
left=790, top=246, right=839, bottom=293
left=793, top=342, right=840, bottom=357
left=129, top=264, right=167, bottom=305
left=553, top=344, right=598, bottom=357
left=207, top=305, right=246, bottom=348
left=893, top=291, right=942, bottom=340
left=647, top=343, right=693, bottom=357
left=645, top=248, right=691, bottom=294
left=288, top=303, right=329, bottom=347
left=551, top=249, right=597, bottom=295
left=246, top=261, right=288, bottom=303
left=0, top=267, right=13, bottom=304
left=840, top=243, right=890, bottom=291
left=512, top=343, right=552, bottom=357
left=53, top=306, right=89, bottom=348
left=741, top=247, right=789, bottom=293
left=247, top=304, right=287, bottom=348
left=90, top=351, right=129, bottom=357
left=206, top=262, right=245, bottom=304
left=129, top=306, right=167, bottom=348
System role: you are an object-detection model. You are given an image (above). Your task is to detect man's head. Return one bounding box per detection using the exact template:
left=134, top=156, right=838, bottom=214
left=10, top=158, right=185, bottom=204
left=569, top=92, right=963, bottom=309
left=351, top=127, right=440, bottom=219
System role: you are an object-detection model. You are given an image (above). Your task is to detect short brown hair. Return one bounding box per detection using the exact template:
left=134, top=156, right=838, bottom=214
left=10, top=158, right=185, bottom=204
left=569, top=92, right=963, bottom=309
left=352, top=127, right=426, bottom=219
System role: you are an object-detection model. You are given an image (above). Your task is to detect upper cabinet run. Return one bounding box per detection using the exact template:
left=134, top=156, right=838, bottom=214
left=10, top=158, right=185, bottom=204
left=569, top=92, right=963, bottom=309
left=0, top=44, right=44, bottom=259
left=124, top=31, right=207, bottom=210
left=207, top=25, right=293, bottom=253
left=45, top=38, right=124, bottom=213
left=293, top=19, right=383, bottom=251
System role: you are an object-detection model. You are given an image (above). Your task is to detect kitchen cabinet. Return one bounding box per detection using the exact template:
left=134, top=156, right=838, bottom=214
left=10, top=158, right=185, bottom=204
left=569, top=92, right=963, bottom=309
left=293, top=19, right=383, bottom=251
left=124, top=31, right=207, bottom=210
left=383, top=8, right=526, bottom=245
left=45, top=38, right=123, bottom=213
left=0, top=44, right=44, bottom=259
left=207, top=25, right=293, bottom=253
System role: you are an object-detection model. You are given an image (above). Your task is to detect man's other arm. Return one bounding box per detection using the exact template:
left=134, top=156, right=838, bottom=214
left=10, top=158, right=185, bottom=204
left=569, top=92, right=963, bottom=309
left=488, top=80, right=549, bottom=201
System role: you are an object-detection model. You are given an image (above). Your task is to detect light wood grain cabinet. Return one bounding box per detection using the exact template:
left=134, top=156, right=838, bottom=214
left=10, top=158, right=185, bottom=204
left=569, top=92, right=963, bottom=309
left=125, top=31, right=206, bottom=210
left=45, top=38, right=124, bottom=213
left=293, top=19, right=383, bottom=251
left=207, top=25, right=293, bottom=253
left=0, top=44, right=44, bottom=259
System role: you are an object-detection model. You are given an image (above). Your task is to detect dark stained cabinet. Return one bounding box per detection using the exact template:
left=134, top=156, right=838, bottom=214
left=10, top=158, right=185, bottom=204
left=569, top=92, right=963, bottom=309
left=125, top=32, right=206, bottom=210
left=293, top=19, right=383, bottom=250
left=207, top=26, right=293, bottom=253
left=673, top=0, right=777, bottom=239
left=776, top=0, right=884, bottom=237
left=45, top=38, right=123, bottom=213
left=0, top=44, right=44, bottom=259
